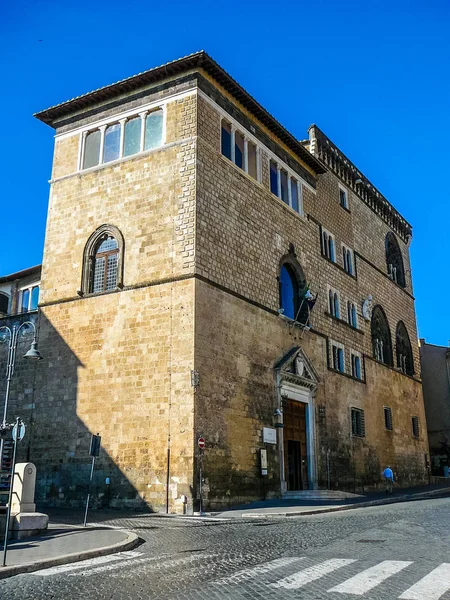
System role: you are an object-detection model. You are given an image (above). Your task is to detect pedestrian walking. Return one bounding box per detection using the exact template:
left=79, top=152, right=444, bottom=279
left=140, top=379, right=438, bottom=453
left=382, top=466, right=394, bottom=494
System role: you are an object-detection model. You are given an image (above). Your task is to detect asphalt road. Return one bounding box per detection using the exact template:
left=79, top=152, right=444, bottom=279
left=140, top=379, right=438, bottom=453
left=2, top=497, right=450, bottom=599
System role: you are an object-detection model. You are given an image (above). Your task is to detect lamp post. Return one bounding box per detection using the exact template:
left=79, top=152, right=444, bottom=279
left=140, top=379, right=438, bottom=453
left=0, top=321, right=42, bottom=468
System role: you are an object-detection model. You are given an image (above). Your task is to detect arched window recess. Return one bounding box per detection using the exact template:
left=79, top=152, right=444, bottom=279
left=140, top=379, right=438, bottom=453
left=385, top=232, right=406, bottom=288
left=278, top=248, right=317, bottom=326
left=396, top=321, right=414, bottom=376
left=371, top=305, right=393, bottom=367
left=80, top=224, right=125, bottom=295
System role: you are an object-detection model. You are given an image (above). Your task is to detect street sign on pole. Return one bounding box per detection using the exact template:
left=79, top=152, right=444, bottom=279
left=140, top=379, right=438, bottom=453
left=198, top=437, right=205, bottom=450
left=84, top=433, right=101, bottom=527
left=89, top=434, right=101, bottom=457
left=11, top=421, right=25, bottom=442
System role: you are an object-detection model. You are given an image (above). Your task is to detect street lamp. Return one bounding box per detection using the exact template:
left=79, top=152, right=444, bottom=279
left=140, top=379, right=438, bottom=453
left=0, top=321, right=42, bottom=468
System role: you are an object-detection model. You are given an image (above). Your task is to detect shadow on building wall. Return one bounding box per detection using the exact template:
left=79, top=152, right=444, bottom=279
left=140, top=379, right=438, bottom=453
left=0, top=312, right=145, bottom=511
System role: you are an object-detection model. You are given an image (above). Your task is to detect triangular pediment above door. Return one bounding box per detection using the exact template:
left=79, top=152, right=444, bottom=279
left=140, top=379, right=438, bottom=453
left=274, top=346, right=319, bottom=390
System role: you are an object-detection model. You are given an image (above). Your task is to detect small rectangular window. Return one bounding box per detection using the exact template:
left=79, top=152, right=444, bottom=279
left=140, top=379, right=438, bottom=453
left=412, top=416, right=419, bottom=438
left=351, top=353, right=362, bottom=379
left=31, top=286, right=40, bottom=310
left=144, top=109, right=163, bottom=151
left=322, top=229, right=336, bottom=262
left=83, top=130, right=101, bottom=169
left=351, top=408, right=365, bottom=437
left=343, top=246, right=354, bottom=275
left=221, top=121, right=232, bottom=160
left=103, top=123, right=121, bottom=163
left=21, top=289, right=30, bottom=313
left=280, top=170, right=289, bottom=204
left=291, top=179, right=299, bottom=212
left=0, top=294, right=8, bottom=314
left=248, top=141, right=257, bottom=179
left=234, top=131, right=245, bottom=169
left=270, top=160, right=278, bottom=195
left=339, top=187, right=348, bottom=209
left=384, top=407, right=393, bottom=430
left=347, top=301, right=357, bottom=328
left=332, top=343, right=345, bottom=372
left=124, top=117, right=141, bottom=157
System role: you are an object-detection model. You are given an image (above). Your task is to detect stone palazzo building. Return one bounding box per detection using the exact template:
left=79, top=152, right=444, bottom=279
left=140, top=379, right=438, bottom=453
left=4, top=51, right=428, bottom=511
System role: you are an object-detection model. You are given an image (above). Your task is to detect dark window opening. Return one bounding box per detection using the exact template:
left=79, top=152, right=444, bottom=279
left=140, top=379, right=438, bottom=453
left=384, top=407, right=393, bottom=430
left=412, top=416, right=419, bottom=438
left=278, top=262, right=308, bottom=324
left=351, top=408, right=365, bottom=437
left=371, top=305, right=393, bottom=367
left=396, top=321, right=414, bottom=376
left=386, top=232, right=406, bottom=288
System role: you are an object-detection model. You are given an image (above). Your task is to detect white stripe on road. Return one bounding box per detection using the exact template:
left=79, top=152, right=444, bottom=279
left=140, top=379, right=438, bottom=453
left=399, top=563, right=450, bottom=600
left=271, top=558, right=356, bottom=590
left=37, top=551, right=143, bottom=576
left=328, top=560, right=413, bottom=595
left=71, top=552, right=217, bottom=577
left=213, top=557, right=304, bottom=585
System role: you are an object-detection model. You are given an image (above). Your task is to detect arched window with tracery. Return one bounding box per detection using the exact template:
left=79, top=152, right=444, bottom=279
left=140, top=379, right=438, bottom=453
left=278, top=255, right=308, bottom=324
left=81, top=225, right=124, bottom=295
left=385, top=232, right=405, bottom=288
left=371, top=305, right=393, bottom=366
left=396, top=321, right=414, bottom=376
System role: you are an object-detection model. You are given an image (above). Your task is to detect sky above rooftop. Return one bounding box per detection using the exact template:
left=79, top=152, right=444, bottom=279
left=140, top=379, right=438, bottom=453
left=2, top=0, right=448, bottom=345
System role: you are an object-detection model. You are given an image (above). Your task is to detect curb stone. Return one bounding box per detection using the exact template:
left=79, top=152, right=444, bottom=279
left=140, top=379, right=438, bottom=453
left=0, top=530, right=139, bottom=580
left=236, top=488, right=450, bottom=519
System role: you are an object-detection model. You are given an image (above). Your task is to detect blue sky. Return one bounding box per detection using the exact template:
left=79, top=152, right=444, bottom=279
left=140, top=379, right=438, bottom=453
left=2, top=1, right=449, bottom=345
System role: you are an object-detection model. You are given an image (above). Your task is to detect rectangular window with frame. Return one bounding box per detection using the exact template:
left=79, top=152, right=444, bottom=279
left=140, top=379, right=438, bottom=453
left=342, top=245, right=354, bottom=275
left=331, top=341, right=345, bottom=373
left=221, top=119, right=260, bottom=183
left=347, top=301, right=358, bottom=328
left=339, top=186, right=349, bottom=209
left=384, top=407, right=393, bottom=430
left=351, top=352, right=362, bottom=380
left=81, top=107, right=164, bottom=171
left=322, top=228, right=336, bottom=262
left=351, top=408, right=365, bottom=437
left=328, top=287, right=340, bottom=319
left=268, top=158, right=303, bottom=215
left=20, top=285, right=40, bottom=313
left=412, top=416, right=419, bottom=438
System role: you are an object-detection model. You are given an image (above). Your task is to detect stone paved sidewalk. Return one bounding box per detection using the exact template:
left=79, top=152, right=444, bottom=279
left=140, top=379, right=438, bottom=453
left=0, top=524, right=138, bottom=578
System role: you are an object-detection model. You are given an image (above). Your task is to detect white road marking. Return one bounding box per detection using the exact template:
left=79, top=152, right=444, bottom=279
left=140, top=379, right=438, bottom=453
left=328, top=560, right=413, bottom=595
left=399, top=563, right=450, bottom=600
left=70, top=552, right=217, bottom=577
left=213, top=557, right=305, bottom=585
left=271, top=558, right=356, bottom=590
left=36, top=551, right=143, bottom=577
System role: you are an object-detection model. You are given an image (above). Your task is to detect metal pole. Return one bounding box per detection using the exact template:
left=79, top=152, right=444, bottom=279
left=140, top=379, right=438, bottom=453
left=165, top=443, right=170, bottom=514
left=199, top=451, right=203, bottom=515
left=2, top=418, right=19, bottom=566
left=83, top=456, right=96, bottom=527
left=0, top=328, right=15, bottom=474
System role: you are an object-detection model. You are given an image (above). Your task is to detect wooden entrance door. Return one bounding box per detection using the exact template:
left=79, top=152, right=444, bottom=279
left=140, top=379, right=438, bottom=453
left=284, top=400, right=308, bottom=490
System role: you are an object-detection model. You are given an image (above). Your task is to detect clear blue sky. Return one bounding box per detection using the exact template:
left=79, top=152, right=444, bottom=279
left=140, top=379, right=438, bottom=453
left=2, top=1, right=449, bottom=345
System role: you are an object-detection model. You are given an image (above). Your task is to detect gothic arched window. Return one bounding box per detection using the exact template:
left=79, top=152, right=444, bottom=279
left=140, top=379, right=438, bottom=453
left=385, top=232, right=405, bottom=288
left=278, top=256, right=308, bottom=324
left=371, top=305, right=393, bottom=366
left=396, top=321, right=414, bottom=376
left=81, top=225, right=124, bottom=295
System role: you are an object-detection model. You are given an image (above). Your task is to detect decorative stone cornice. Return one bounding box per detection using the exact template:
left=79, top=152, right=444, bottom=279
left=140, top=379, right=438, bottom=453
left=307, top=125, right=412, bottom=243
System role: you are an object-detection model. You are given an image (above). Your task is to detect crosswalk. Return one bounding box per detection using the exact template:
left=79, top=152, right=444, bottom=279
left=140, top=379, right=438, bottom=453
left=33, top=551, right=450, bottom=598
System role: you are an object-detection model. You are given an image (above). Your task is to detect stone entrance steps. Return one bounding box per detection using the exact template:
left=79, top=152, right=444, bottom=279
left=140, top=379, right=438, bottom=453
left=282, top=490, right=363, bottom=500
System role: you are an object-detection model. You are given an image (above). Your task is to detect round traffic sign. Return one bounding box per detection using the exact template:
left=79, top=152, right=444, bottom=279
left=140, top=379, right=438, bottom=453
left=198, top=437, right=205, bottom=449
left=12, top=421, right=26, bottom=442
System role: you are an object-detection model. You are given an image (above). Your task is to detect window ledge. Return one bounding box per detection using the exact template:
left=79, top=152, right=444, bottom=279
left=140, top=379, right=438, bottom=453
left=320, top=254, right=357, bottom=279
left=278, top=312, right=310, bottom=329
left=324, top=312, right=364, bottom=334
left=351, top=433, right=365, bottom=439
left=327, top=366, right=366, bottom=384
left=340, top=203, right=351, bottom=214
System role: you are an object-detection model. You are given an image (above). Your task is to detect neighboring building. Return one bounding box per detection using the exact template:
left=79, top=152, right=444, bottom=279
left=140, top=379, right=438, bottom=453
left=0, top=266, right=41, bottom=317
left=419, top=340, right=450, bottom=476
left=0, top=51, right=428, bottom=511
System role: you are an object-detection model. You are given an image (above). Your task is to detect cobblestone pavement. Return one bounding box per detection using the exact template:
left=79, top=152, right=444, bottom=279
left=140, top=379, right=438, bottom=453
left=2, top=497, right=450, bottom=599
